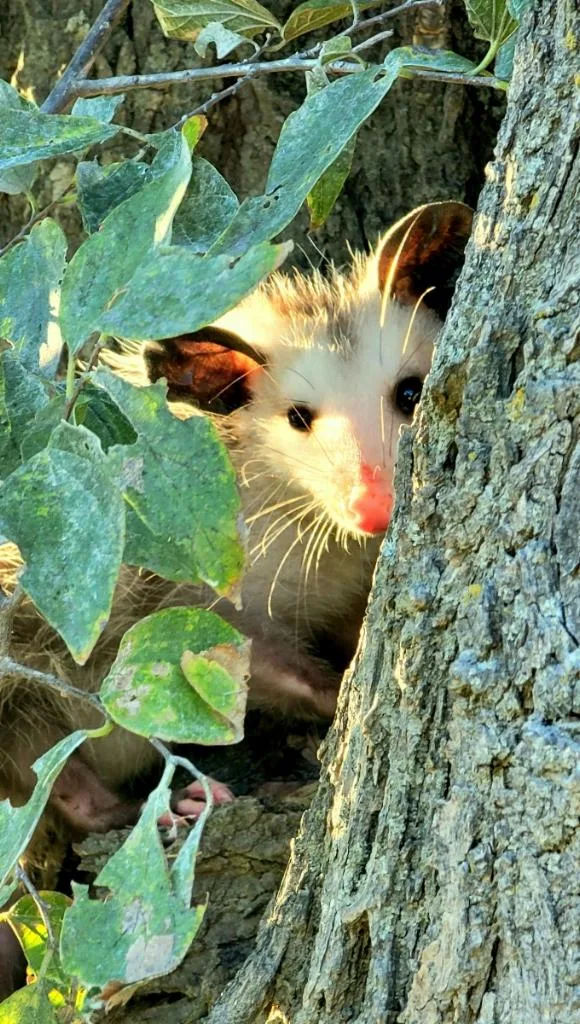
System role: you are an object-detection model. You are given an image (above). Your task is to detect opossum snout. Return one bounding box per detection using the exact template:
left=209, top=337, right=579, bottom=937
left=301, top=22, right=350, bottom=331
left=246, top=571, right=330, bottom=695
left=346, top=464, right=393, bottom=535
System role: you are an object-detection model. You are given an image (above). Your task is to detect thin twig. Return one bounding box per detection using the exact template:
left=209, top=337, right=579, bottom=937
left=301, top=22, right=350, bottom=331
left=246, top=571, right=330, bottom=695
left=0, top=196, right=65, bottom=258
left=63, top=334, right=108, bottom=421
left=41, top=0, right=132, bottom=114
left=351, top=29, right=394, bottom=53
left=175, top=33, right=274, bottom=128
left=15, top=866, right=56, bottom=951
left=0, top=585, right=24, bottom=654
left=0, top=657, right=102, bottom=707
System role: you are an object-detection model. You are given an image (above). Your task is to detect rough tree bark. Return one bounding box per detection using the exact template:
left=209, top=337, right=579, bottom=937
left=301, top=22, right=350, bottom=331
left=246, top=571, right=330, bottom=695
left=196, top=2, right=579, bottom=1022
left=0, top=0, right=504, bottom=264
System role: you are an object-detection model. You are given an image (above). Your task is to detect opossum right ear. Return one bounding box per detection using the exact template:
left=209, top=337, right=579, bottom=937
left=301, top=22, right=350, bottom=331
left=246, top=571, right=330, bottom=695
left=145, top=328, right=267, bottom=413
left=376, top=201, right=473, bottom=319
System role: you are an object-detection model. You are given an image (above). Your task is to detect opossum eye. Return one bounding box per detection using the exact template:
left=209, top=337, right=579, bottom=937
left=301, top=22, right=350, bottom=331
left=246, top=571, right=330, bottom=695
left=394, top=377, right=423, bottom=416
left=287, top=404, right=314, bottom=431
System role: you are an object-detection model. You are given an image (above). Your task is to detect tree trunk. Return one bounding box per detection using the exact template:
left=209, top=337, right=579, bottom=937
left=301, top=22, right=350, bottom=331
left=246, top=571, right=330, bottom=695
left=201, top=2, right=580, bottom=1021
left=0, top=0, right=503, bottom=265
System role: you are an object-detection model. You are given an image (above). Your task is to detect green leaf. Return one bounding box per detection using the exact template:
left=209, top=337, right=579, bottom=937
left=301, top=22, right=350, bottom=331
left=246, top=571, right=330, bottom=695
left=75, top=383, right=137, bottom=451
left=307, top=134, right=355, bottom=229
left=384, top=45, right=479, bottom=76
left=152, top=0, right=281, bottom=39
left=0, top=107, right=119, bottom=173
left=0, top=427, right=125, bottom=663
left=0, top=980, right=60, bottom=1023
left=76, top=159, right=152, bottom=234
left=100, top=607, right=249, bottom=744
left=495, top=31, right=517, bottom=78
left=319, top=33, right=354, bottom=64
left=194, top=21, right=250, bottom=57
left=60, top=768, right=206, bottom=993
left=172, top=158, right=239, bottom=252
left=97, top=240, right=291, bottom=339
left=210, top=65, right=397, bottom=257
left=0, top=351, right=49, bottom=467
left=19, top=394, right=66, bottom=461
left=60, top=131, right=192, bottom=354
left=463, top=0, right=516, bottom=44
left=0, top=218, right=66, bottom=376
left=0, top=732, right=88, bottom=905
left=95, top=370, right=245, bottom=595
left=5, top=892, right=72, bottom=989
left=0, top=81, right=38, bottom=195
left=71, top=94, right=125, bottom=123
left=282, top=0, right=380, bottom=42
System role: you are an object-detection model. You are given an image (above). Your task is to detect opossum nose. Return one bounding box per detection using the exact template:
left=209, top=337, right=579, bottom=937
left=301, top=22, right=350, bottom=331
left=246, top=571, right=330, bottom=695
left=347, top=465, right=393, bottom=534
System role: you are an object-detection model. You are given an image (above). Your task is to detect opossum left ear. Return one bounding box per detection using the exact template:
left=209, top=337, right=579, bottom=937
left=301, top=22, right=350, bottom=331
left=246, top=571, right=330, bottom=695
left=145, top=327, right=266, bottom=413
left=377, top=201, right=473, bottom=319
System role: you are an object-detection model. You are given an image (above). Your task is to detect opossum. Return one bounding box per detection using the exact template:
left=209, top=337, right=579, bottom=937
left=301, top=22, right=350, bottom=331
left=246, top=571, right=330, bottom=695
left=0, top=201, right=472, bottom=998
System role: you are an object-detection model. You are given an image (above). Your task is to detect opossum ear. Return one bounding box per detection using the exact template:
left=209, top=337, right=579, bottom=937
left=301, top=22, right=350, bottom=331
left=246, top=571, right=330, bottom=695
left=145, top=327, right=266, bottom=413
left=377, top=201, right=473, bottom=319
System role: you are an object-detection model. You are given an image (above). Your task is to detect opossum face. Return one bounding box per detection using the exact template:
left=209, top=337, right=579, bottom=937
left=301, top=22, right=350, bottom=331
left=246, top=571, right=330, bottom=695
left=146, top=202, right=472, bottom=539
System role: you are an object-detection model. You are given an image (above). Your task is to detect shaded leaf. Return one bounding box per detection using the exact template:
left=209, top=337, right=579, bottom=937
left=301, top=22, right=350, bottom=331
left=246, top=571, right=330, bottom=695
left=71, top=94, right=125, bottom=123
left=282, top=0, right=380, bottom=42
left=19, top=394, right=66, bottom=461
left=153, top=0, right=280, bottom=39
left=75, top=383, right=137, bottom=451
left=60, top=131, right=192, bottom=354
left=384, top=45, right=479, bottom=75
left=76, top=160, right=152, bottom=234
left=307, top=134, right=355, bottom=229
left=100, top=607, right=249, bottom=744
left=0, top=351, right=49, bottom=470
left=495, top=31, right=517, bottom=78
left=95, top=370, right=245, bottom=595
left=506, top=0, right=531, bottom=16
left=97, top=240, right=291, bottom=339
left=0, top=732, right=88, bottom=906
left=194, top=21, right=249, bottom=57
left=60, top=768, right=206, bottom=993
left=0, top=428, right=125, bottom=663
left=0, top=107, right=118, bottom=172
left=210, top=65, right=397, bottom=258
left=0, top=218, right=66, bottom=376
left=172, top=157, right=239, bottom=252
left=0, top=81, right=38, bottom=195
left=463, top=0, right=516, bottom=44
left=319, top=33, right=355, bottom=64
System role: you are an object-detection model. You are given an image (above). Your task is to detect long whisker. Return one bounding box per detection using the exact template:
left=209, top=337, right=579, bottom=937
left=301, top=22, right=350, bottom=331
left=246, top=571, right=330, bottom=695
left=401, top=286, right=435, bottom=355
left=251, top=501, right=318, bottom=561
left=246, top=492, right=311, bottom=525
left=267, top=515, right=320, bottom=618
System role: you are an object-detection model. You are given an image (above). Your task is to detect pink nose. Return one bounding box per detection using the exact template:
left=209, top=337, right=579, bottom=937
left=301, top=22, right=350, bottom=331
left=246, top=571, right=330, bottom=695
left=347, top=464, right=393, bottom=534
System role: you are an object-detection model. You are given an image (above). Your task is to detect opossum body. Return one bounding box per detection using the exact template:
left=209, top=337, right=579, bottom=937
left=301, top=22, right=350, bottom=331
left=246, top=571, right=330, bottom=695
left=0, top=202, right=472, bottom=882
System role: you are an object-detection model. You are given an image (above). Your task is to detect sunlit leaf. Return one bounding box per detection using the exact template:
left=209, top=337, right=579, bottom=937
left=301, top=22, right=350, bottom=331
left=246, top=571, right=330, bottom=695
left=0, top=980, right=60, bottom=1023
left=463, top=0, right=516, bottom=44
left=95, top=370, right=245, bottom=595
left=0, top=425, right=125, bottom=663
left=5, top=892, right=71, bottom=989
left=71, top=94, right=125, bottom=123
left=210, top=65, right=398, bottom=257
left=172, top=157, right=239, bottom=252
left=0, top=107, right=118, bottom=172
left=0, top=218, right=66, bottom=377
left=194, top=21, right=249, bottom=57
left=60, top=769, right=206, bottom=992
left=100, top=607, right=249, bottom=744
left=0, top=80, right=38, bottom=195
left=282, top=0, right=380, bottom=42
left=152, top=0, right=280, bottom=40
left=60, top=131, right=192, bottom=354
left=96, top=240, right=291, bottom=339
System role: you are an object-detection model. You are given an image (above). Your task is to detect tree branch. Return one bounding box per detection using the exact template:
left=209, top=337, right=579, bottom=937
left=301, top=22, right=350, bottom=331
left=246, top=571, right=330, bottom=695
left=0, top=656, right=102, bottom=707
left=41, top=0, right=132, bottom=114
left=73, top=59, right=506, bottom=99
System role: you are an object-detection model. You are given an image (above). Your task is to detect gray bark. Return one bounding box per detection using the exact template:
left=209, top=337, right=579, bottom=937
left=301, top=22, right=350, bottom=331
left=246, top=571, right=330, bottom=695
left=201, top=1, right=580, bottom=1022
left=0, top=0, right=503, bottom=266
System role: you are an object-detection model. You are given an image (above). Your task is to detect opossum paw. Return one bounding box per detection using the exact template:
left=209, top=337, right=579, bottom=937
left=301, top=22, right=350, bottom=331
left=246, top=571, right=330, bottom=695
left=158, top=777, right=234, bottom=825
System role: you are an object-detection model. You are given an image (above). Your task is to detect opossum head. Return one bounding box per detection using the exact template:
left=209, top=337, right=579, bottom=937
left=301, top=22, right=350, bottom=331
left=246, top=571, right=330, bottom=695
left=145, top=202, right=472, bottom=539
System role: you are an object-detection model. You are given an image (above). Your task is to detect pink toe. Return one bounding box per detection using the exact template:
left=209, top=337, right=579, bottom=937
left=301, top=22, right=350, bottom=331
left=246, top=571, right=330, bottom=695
left=183, top=778, right=234, bottom=805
